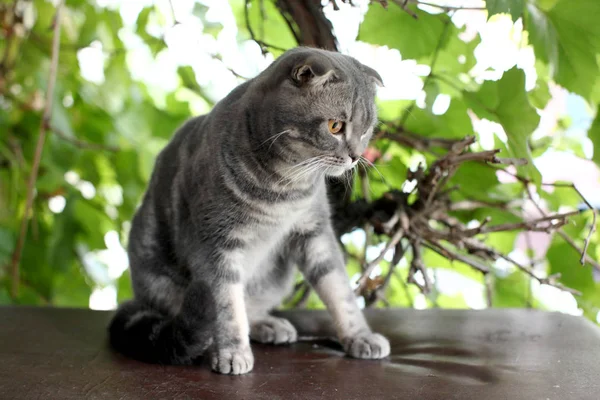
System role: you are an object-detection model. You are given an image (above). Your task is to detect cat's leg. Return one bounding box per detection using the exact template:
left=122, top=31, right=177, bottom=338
left=250, top=315, right=298, bottom=344
left=246, top=255, right=298, bottom=345
left=196, top=251, right=254, bottom=375
left=208, top=282, right=254, bottom=374
left=296, top=226, right=391, bottom=359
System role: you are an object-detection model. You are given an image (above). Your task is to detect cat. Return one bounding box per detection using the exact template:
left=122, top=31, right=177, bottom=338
left=109, top=47, right=390, bottom=375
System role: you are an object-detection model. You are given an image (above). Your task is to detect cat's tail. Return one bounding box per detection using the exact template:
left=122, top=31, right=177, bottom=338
left=108, top=281, right=216, bottom=365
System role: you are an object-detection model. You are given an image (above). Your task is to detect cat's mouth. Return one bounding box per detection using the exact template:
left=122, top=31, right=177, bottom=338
left=323, top=156, right=356, bottom=177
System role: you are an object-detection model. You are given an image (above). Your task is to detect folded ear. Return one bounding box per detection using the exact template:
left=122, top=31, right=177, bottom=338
left=291, top=54, right=336, bottom=87
left=362, top=64, right=384, bottom=87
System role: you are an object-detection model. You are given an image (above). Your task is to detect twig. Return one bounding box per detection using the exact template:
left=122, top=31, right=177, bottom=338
left=244, top=0, right=288, bottom=54
left=524, top=231, right=535, bottom=308
left=9, top=0, right=63, bottom=299
left=208, top=53, right=250, bottom=80
left=370, top=0, right=389, bottom=9
left=2, top=91, right=120, bottom=152
left=423, top=239, right=490, bottom=274
left=523, top=183, right=600, bottom=271
left=379, top=131, right=462, bottom=154
left=51, top=127, right=120, bottom=152
left=408, top=238, right=432, bottom=292
left=399, top=10, right=453, bottom=126
left=295, top=284, right=312, bottom=308
left=557, top=231, right=600, bottom=272
left=459, top=210, right=580, bottom=236
left=554, top=184, right=596, bottom=265
left=484, top=274, right=492, bottom=307
left=408, top=0, right=486, bottom=11
left=391, top=0, right=418, bottom=19
left=355, top=227, right=405, bottom=294
left=499, top=253, right=581, bottom=296
left=366, top=242, right=408, bottom=307
left=492, top=168, right=597, bottom=265
left=168, top=0, right=181, bottom=25
left=359, top=167, right=372, bottom=270
left=449, top=199, right=513, bottom=211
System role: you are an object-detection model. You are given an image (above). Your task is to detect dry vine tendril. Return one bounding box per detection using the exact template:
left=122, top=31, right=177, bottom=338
left=347, top=131, right=594, bottom=307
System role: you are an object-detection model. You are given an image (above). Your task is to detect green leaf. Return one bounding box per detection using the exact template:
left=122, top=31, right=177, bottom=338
left=449, top=161, right=499, bottom=198
left=590, top=110, right=600, bottom=168
left=423, top=248, right=486, bottom=283
left=385, top=265, right=419, bottom=307
left=436, top=293, right=469, bottom=309
left=432, top=28, right=481, bottom=81
left=117, top=270, right=133, bottom=303
left=465, top=67, right=541, bottom=184
left=376, top=99, right=412, bottom=120
left=528, top=78, right=551, bottom=110
left=424, top=81, right=440, bottom=113
left=135, top=6, right=166, bottom=56
left=526, top=4, right=559, bottom=77
left=492, top=270, right=530, bottom=307
left=0, top=287, right=11, bottom=304
left=486, top=0, right=525, bottom=22
left=73, top=198, right=114, bottom=249
left=540, top=182, right=582, bottom=211
left=535, top=0, right=558, bottom=11
left=404, top=98, right=475, bottom=139
left=547, top=241, right=595, bottom=296
left=359, top=4, right=450, bottom=60
left=52, top=262, right=92, bottom=307
left=526, top=0, right=600, bottom=100
left=231, top=0, right=296, bottom=53
left=192, top=3, right=223, bottom=38
left=382, top=155, right=408, bottom=189
left=0, top=227, right=15, bottom=265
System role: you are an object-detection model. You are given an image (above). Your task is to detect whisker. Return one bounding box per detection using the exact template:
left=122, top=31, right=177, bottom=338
left=254, top=129, right=291, bottom=151
left=277, top=156, right=326, bottom=188
left=359, top=156, right=390, bottom=188
left=275, top=159, right=326, bottom=202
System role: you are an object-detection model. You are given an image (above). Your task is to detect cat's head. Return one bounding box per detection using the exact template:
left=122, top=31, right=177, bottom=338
left=254, top=47, right=382, bottom=177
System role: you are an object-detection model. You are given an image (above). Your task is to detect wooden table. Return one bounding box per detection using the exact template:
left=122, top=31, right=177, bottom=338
left=0, top=306, right=599, bottom=399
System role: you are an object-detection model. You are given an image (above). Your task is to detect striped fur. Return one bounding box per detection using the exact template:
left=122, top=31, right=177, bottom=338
left=109, top=48, right=389, bottom=374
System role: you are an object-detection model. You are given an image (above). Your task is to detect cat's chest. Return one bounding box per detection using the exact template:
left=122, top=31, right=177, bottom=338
left=232, top=200, right=313, bottom=269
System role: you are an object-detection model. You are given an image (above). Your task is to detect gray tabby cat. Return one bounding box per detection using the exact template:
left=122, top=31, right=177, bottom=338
left=109, top=47, right=390, bottom=374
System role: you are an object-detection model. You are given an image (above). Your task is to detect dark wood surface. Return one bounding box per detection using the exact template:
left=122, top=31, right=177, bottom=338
left=0, top=306, right=599, bottom=399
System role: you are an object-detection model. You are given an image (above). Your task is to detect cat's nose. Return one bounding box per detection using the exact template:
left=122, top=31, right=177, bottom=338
left=349, top=154, right=359, bottom=163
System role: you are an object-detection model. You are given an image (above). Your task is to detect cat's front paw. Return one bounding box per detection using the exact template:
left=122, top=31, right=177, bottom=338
left=343, top=332, right=390, bottom=359
left=250, top=316, right=298, bottom=344
left=210, top=345, right=254, bottom=375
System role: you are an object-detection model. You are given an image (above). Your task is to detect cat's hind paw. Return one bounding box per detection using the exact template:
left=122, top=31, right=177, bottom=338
left=210, top=345, right=254, bottom=375
left=343, top=332, right=390, bottom=359
left=250, top=316, right=298, bottom=344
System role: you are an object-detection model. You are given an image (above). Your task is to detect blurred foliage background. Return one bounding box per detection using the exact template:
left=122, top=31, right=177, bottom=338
left=0, top=0, right=599, bottom=321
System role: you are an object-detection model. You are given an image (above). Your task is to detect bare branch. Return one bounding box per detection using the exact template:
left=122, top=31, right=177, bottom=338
left=10, top=0, right=63, bottom=299
left=484, top=274, right=493, bottom=307
left=399, top=11, right=454, bottom=126
left=408, top=0, right=486, bottom=11
left=245, top=0, right=288, bottom=54
left=408, top=238, right=432, bottom=292
left=168, top=0, right=181, bottom=25
left=499, top=253, right=581, bottom=296
left=391, top=0, right=418, bottom=19
left=51, top=127, right=120, bottom=152
left=422, top=239, right=490, bottom=274
left=523, top=183, right=600, bottom=272
left=355, top=227, right=405, bottom=294
left=544, top=183, right=597, bottom=265
left=460, top=210, right=580, bottom=236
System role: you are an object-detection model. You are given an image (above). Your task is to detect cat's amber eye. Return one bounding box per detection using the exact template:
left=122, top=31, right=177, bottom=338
left=328, top=120, right=344, bottom=134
